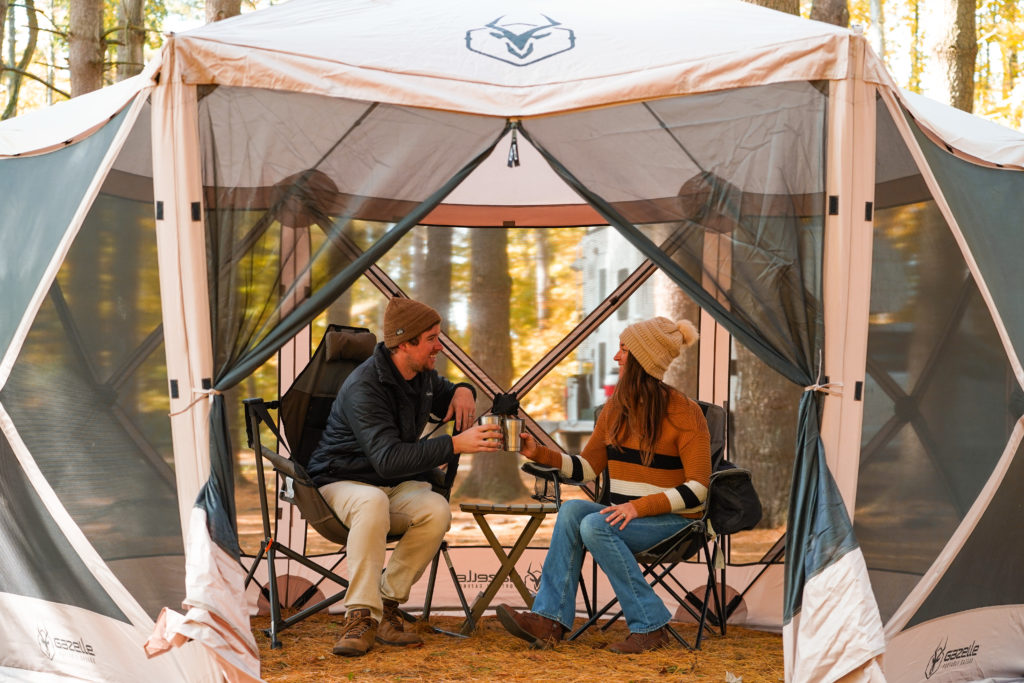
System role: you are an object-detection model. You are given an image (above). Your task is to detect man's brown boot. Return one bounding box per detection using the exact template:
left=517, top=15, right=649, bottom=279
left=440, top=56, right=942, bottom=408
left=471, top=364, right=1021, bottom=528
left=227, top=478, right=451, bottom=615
left=332, top=608, right=378, bottom=657
left=495, top=604, right=566, bottom=649
left=376, top=598, right=424, bottom=647
left=607, top=626, right=674, bottom=654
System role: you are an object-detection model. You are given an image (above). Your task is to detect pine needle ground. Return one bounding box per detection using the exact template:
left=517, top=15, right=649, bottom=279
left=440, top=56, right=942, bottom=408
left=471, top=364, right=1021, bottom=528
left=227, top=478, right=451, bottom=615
left=253, top=612, right=783, bottom=682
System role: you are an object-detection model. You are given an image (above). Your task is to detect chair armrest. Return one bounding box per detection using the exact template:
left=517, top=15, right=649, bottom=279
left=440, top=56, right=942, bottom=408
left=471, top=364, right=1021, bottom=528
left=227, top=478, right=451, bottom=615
left=521, top=461, right=560, bottom=480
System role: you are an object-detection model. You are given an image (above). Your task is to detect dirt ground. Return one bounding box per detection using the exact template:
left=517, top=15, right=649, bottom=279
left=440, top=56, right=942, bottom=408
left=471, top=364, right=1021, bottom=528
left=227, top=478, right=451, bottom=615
left=253, top=612, right=784, bottom=682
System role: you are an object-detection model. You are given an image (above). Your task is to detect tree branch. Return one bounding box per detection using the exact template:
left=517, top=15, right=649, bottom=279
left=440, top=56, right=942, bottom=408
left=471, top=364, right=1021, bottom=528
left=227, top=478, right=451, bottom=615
left=0, top=66, right=70, bottom=99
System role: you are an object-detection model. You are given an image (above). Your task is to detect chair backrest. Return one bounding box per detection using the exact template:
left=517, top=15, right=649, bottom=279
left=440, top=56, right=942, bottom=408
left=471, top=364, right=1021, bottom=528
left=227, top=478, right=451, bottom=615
left=279, top=324, right=376, bottom=469
left=696, top=400, right=727, bottom=470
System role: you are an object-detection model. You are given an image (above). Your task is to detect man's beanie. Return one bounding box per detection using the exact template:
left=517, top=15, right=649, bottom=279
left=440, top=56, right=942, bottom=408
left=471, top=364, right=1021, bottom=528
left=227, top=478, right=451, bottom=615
left=383, top=298, right=441, bottom=347
left=619, top=317, right=699, bottom=380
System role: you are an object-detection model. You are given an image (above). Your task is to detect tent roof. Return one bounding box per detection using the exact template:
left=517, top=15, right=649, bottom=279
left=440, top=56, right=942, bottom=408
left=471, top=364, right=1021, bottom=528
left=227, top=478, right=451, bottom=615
left=0, top=65, right=156, bottom=157
left=2, top=0, right=1022, bottom=170
left=899, top=89, right=1024, bottom=169
left=170, top=0, right=889, bottom=117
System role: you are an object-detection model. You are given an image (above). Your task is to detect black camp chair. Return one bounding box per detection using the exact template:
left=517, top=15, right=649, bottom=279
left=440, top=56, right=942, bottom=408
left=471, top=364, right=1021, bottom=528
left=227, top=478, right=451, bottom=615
left=522, top=400, right=756, bottom=649
left=241, top=324, right=470, bottom=648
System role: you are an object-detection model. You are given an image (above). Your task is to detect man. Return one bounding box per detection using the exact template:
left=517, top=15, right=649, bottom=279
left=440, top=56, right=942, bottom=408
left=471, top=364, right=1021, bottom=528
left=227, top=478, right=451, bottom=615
left=307, top=297, right=502, bottom=657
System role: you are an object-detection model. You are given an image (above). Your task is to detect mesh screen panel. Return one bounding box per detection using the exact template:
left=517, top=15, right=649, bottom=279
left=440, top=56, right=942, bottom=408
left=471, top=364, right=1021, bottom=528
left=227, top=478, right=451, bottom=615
left=0, top=127, right=183, bottom=618
left=858, top=102, right=1019, bottom=624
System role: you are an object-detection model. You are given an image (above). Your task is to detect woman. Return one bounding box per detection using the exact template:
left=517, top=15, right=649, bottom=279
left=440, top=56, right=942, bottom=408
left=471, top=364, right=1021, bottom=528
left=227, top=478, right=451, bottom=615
left=497, top=317, right=711, bottom=654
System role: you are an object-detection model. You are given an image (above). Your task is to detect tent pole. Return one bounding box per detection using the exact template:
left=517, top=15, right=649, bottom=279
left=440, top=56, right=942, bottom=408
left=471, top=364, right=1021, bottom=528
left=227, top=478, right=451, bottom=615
left=151, top=46, right=217, bottom=539
left=820, top=74, right=876, bottom=517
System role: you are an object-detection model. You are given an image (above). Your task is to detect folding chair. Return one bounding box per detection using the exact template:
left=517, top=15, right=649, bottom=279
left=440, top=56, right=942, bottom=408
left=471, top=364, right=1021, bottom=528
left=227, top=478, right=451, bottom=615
left=241, top=324, right=471, bottom=648
left=522, top=400, right=748, bottom=649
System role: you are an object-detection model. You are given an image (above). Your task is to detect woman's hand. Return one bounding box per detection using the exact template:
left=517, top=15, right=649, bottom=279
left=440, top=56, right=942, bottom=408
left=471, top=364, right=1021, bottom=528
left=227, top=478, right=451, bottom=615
left=601, top=502, right=639, bottom=530
left=519, top=432, right=538, bottom=460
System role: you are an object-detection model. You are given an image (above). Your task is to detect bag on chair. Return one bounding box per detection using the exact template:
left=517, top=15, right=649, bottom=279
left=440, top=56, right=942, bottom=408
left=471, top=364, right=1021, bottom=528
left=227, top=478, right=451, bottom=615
left=708, top=460, right=762, bottom=535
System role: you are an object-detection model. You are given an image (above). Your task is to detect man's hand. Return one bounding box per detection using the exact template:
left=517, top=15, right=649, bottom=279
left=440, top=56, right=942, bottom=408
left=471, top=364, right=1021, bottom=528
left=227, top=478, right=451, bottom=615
left=601, top=502, right=639, bottom=530
left=446, top=386, right=476, bottom=432
left=451, top=423, right=503, bottom=454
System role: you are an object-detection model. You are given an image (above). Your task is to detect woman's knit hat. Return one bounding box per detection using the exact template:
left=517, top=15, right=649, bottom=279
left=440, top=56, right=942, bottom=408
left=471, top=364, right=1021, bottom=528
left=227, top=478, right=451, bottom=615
left=620, top=317, right=699, bottom=380
left=383, top=298, right=441, bottom=347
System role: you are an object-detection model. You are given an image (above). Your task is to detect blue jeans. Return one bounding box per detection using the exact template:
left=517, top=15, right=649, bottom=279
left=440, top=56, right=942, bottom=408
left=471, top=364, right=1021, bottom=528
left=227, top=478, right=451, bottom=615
left=531, top=499, right=694, bottom=634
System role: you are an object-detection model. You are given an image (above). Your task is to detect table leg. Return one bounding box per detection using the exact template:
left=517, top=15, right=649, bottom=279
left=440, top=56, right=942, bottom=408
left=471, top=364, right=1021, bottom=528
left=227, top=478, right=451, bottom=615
left=460, top=512, right=547, bottom=634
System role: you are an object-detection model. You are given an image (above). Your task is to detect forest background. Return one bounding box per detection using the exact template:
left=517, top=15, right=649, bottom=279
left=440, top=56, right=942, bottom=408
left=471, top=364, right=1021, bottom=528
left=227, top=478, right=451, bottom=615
left=2, top=0, right=1021, bottom=538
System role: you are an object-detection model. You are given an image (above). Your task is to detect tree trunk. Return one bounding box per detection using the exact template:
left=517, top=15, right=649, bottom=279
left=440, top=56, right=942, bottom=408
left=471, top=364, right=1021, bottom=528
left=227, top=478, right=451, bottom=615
left=456, top=228, right=528, bottom=502
left=416, top=227, right=453, bottom=377
left=69, top=0, right=104, bottom=96
left=809, top=0, right=849, bottom=28
left=2, top=0, right=38, bottom=120
left=731, top=346, right=798, bottom=528
left=654, top=273, right=699, bottom=398
left=868, top=0, right=886, bottom=61
left=534, top=231, right=549, bottom=326
left=740, top=0, right=803, bottom=530
left=116, top=0, right=145, bottom=81
left=744, top=0, right=798, bottom=14
left=921, top=0, right=978, bottom=112
left=0, top=1, right=8, bottom=69
left=206, top=0, right=242, bottom=23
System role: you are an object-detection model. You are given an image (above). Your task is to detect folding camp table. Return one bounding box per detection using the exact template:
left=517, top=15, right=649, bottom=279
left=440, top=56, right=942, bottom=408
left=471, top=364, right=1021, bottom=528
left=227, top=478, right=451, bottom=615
left=458, top=502, right=558, bottom=634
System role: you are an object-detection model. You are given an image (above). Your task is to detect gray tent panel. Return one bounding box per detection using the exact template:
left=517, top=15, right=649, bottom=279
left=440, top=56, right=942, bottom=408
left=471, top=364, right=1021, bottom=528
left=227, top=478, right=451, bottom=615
left=906, top=112, right=1024, bottom=376
left=0, top=108, right=131, bottom=366
left=0, top=430, right=127, bottom=621
left=858, top=103, right=1020, bottom=624
left=905, top=437, right=1024, bottom=628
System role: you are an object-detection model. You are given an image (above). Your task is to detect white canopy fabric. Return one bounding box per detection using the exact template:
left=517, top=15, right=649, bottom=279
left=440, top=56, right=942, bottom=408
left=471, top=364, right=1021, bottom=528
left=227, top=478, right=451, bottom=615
left=0, top=64, right=156, bottom=157
left=898, top=88, right=1024, bottom=169
left=168, top=0, right=891, bottom=117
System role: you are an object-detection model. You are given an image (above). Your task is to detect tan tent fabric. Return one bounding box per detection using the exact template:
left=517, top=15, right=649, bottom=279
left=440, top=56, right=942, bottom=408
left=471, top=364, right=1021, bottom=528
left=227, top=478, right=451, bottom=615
left=169, top=0, right=885, bottom=117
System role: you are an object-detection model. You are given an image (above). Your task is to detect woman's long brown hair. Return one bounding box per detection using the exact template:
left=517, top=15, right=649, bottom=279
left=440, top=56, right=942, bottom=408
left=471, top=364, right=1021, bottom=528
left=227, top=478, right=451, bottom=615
left=607, top=353, right=671, bottom=466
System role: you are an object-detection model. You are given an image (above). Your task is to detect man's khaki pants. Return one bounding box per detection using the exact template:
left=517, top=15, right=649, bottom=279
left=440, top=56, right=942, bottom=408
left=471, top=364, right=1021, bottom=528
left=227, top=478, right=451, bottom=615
left=319, top=479, right=451, bottom=623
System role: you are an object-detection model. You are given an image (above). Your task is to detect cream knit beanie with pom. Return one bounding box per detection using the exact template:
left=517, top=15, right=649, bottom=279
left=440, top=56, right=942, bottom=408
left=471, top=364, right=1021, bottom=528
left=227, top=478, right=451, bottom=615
left=619, top=317, right=699, bottom=380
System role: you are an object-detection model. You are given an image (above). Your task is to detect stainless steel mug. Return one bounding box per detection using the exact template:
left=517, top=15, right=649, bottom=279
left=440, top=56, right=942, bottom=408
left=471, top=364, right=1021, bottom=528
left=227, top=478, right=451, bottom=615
left=502, top=417, right=522, bottom=452
left=479, top=415, right=504, bottom=446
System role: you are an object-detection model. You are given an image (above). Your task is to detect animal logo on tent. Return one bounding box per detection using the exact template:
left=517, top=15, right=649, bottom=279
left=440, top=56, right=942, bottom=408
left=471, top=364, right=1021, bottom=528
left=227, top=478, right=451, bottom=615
left=37, top=627, right=55, bottom=661
left=466, top=14, right=575, bottom=66
left=524, top=562, right=542, bottom=592
left=924, top=637, right=947, bottom=679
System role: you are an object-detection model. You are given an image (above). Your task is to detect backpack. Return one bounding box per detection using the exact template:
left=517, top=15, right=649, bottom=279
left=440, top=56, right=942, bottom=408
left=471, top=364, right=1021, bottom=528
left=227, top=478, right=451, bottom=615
left=708, top=460, right=762, bottom=535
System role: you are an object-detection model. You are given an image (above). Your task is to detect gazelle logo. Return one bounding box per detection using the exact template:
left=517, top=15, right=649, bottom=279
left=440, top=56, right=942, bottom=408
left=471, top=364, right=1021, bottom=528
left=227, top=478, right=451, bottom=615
left=924, top=636, right=980, bottom=679
left=466, top=15, right=575, bottom=66
left=37, top=628, right=55, bottom=661
left=524, top=562, right=542, bottom=592
left=36, top=625, right=96, bottom=662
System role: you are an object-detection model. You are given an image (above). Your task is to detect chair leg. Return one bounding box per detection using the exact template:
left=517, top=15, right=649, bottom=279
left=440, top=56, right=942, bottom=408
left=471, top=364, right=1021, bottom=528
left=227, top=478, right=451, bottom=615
left=441, top=542, right=473, bottom=623
left=422, top=546, right=442, bottom=620
left=264, top=541, right=283, bottom=650
left=400, top=541, right=471, bottom=639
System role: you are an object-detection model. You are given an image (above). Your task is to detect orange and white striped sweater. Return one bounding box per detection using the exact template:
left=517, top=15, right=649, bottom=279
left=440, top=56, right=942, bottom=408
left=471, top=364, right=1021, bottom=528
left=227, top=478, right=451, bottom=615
left=530, top=391, right=711, bottom=519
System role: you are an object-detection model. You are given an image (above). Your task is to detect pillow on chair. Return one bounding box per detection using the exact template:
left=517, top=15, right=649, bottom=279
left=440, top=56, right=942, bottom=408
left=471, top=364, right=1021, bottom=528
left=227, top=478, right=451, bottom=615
left=325, top=329, right=376, bottom=362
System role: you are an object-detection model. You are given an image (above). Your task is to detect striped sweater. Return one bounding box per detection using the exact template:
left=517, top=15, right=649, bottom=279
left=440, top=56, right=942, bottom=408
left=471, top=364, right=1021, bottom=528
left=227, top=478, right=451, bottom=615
left=530, top=391, right=712, bottom=519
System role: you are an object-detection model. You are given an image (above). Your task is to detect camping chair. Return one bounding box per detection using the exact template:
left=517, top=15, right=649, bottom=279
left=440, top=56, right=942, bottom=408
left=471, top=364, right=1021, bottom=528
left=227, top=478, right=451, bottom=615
left=522, top=400, right=750, bottom=649
left=241, top=324, right=471, bottom=648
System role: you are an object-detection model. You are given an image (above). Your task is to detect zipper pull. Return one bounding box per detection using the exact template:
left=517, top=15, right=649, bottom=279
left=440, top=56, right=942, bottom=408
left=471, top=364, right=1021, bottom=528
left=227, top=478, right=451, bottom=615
left=507, top=121, right=520, bottom=168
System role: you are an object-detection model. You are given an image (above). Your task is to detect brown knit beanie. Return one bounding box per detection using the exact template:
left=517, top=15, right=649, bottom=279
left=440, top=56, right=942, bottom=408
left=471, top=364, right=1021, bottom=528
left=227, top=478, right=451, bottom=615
left=619, top=317, right=699, bottom=380
left=383, top=298, right=441, bottom=347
